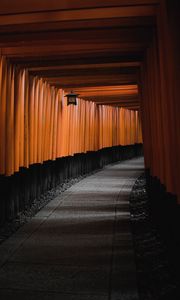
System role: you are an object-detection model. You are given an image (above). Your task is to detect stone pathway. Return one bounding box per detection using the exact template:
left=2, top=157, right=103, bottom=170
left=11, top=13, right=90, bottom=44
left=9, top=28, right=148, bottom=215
left=0, top=157, right=144, bottom=300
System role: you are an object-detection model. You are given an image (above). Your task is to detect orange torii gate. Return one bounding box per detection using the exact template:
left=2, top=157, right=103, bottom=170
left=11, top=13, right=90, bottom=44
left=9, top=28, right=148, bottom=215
left=0, top=56, right=142, bottom=177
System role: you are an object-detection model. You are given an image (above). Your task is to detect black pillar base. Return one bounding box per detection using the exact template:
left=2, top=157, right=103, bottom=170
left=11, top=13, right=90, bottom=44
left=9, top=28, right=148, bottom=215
left=0, top=144, right=143, bottom=231
left=145, top=170, right=180, bottom=285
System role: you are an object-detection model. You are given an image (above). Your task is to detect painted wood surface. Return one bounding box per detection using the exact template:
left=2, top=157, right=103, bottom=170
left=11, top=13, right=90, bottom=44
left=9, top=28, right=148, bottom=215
left=0, top=57, right=142, bottom=177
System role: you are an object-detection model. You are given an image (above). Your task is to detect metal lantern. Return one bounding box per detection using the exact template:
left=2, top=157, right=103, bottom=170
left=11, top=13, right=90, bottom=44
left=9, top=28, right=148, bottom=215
left=65, top=91, right=79, bottom=105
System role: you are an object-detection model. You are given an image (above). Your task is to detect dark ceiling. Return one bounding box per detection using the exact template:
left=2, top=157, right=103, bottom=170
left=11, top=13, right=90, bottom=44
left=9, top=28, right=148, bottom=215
left=0, top=0, right=159, bottom=109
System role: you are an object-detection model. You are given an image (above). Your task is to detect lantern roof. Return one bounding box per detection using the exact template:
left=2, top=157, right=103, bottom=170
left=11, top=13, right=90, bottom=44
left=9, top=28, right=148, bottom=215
left=65, top=91, right=79, bottom=97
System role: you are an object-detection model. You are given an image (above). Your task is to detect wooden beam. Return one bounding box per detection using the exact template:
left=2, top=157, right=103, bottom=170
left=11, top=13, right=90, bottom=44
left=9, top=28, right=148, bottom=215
left=89, top=97, right=139, bottom=102
left=0, top=27, right=152, bottom=46
left=29, top=67, right=138, bottom=79
left=28, top=62, right=140, bottom=72
left=0, top=6, right=157, bottom=26
left=2, top=43, right=146, bottom=57
left=98, top=102, right=140, bottom=107
left=0, top=0, right=160, bottom=16
left=76, top=91, right=138, bottom=97
left=44, top=74, right=138, bottom=89
left=97, top=103, right=140, bottom=108
left=55, top=81, right=138, bottom=89
left=72, top=84, right=138, bottom=92
left=9, top=53, right=142, bottom=68
left=0, top=17, right=156, bottom=34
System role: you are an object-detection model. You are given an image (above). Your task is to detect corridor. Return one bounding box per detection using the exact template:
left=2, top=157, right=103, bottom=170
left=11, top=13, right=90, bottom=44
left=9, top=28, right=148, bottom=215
left=0, top=157, right=144, bottom=300
left=0, top=0, right=180, bottom=298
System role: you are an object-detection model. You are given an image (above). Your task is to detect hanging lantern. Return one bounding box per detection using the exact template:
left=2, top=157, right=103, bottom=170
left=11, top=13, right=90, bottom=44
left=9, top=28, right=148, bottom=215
left=65, top=91, right=79, bottom=105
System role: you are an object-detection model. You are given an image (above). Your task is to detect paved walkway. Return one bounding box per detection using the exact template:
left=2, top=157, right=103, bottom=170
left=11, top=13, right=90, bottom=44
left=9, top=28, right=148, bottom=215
left=0, top=157, right=144, bottom=300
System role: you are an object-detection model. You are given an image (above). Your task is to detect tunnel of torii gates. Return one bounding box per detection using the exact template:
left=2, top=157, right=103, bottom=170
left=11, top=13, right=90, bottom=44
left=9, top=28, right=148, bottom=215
left=0, top=0, right=179, bottom=248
